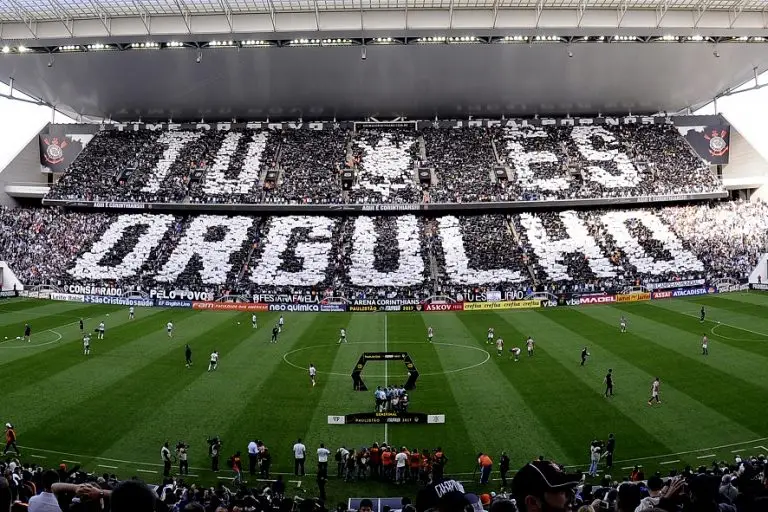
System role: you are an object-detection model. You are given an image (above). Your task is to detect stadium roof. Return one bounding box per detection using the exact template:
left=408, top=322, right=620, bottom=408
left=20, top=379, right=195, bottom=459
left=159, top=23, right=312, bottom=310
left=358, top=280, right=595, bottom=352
left=1, top=0, right=768, bottom=121
left=0, top=0, right=766, bottom=22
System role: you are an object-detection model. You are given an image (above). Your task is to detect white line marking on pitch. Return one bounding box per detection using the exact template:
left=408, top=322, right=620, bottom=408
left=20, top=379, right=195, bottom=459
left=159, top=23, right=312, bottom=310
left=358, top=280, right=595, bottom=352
left=62, top=459, right=80, bottom=464
left=136, top=469, right=157, bottom=474
left=98, top=465, right=118, bottom=469
left=660, top=460, right=680, bottom=465
left=291, top=480, right=302, bottom=488
left=697, top=455, right=716, bottom=459
left=186, top=474, right=199, bottom=477
left=622, top=466, right=638, bottom=470
left=678, top=311, right=768, bottom=338
left=754, top=446, right=768, bottom=452
left=30, top=455, right=46, bottom=459
left=384, top=313, right=388, bottom=445
left=732, top=449, right=743, bottom=453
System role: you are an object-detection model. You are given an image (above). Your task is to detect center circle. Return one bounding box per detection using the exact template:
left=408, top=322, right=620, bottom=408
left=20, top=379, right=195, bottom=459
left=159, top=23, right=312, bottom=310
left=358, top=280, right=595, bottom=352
left=282, top=341, right=490, bottom=377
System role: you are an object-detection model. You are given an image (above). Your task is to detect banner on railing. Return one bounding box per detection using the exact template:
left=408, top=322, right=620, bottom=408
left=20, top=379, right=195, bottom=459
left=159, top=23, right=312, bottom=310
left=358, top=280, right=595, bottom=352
left=616, top=292, right=651, bottom=303
left=192, top=301, right=269, bottom=312
left=462, top=300, right=541, bottom=311
left=50, top=293, right=85, bottom=302
left=645, top=279, right=706, bottom=291
left=83, top=295, right=154, bottom=306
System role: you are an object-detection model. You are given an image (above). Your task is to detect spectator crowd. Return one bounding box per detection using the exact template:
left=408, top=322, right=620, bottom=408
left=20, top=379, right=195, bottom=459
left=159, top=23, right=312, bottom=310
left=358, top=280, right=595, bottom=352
left=44, top=124, right=722, bottom=206
left=2, top=201, right=768, bottom=296
left=2, top=443, right=767, bottom=512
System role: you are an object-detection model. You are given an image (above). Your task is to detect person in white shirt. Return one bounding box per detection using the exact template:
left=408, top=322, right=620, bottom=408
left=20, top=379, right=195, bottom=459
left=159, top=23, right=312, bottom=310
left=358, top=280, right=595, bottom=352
left=496, top=338, right=504, bottom=356
left=278, top=315, right=284, bottom=332
left=167, top=321, right=174, bottom=338
left=129, top=306, right=135, bottom=320
left=247, top=439, right=259, bottom=476
left=338, top=328, right=347, bottom=344
left=526, top=336, right=535, bottom=356
left=252, top=314, right=258, bottom=329
left=317, top=442, right=331, bottom=476
left=208, top=351, right=219, bottom=372
left=309, top=363, right=317, bottom=387
left=293, top=438, right=307, bottom=476
left=487, top=328, right=494, bottom=344
left=161, top=442, right=172, bottom=477
left=83, top=334, right=91, bottom=356
left=702, top=334, right=709, bottom=356
left=97, top=321, right=105, bottom=340
left=427, top=327, right=433, bottom=343
left=28, top=469, right=62, bottom=512
left=395, top=447, right=409, bottom=483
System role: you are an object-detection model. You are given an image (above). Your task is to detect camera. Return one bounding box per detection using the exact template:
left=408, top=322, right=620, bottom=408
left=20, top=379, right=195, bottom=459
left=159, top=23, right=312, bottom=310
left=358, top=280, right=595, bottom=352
left=176, top=441, right=188, bottom=451
left=206, top=436, right=221, bottom=455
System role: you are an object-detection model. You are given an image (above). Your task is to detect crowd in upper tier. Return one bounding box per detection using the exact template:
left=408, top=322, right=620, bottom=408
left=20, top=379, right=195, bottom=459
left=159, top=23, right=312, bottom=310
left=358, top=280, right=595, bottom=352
left=1, top=201, right=765, bottom=296
left=44, top=124, right=722, bottom=206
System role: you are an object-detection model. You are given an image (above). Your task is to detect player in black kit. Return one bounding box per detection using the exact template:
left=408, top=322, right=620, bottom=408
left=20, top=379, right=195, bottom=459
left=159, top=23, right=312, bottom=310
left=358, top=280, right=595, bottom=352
left=185, top=344, right=193, bottom=368
left=604, top=369, right=614, bottom=397
left=23, top=324, right=31, bottom=343
left=700, top=306, right=706, bottom=323
left=79, top=318, right=84, bottom=332
left=271, top=325, right=279, bottom=343
left=581, top=347, right=590, bottom=366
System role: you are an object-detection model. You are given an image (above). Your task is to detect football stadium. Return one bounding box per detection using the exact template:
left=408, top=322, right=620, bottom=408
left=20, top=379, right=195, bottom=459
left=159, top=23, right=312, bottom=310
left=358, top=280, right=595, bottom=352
left=1, top=1, right=768, bottom=511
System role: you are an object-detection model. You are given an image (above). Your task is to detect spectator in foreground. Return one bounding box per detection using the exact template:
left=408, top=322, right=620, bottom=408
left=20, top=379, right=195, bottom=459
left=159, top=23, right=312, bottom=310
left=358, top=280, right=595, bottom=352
left=28, top=470, right=61, bottom=512
left=511, top=460, right=581, bottom=512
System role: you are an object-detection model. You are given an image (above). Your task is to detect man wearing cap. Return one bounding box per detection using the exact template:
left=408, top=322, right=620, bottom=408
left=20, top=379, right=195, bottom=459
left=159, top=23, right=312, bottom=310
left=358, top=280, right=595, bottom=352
left=477, top=453, right=493, bottom=485
left=511, top=460, right=581, bottom=512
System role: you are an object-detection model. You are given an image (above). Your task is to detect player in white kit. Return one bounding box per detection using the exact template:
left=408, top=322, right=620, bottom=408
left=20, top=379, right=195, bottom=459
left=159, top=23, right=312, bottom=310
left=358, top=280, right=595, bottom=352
left=620, top=316, right=627, bottom=333
left=427, top=327, right=433, bottom=343
left=701, top=334, right=709, bottom=356
left=496, top=338, right=504, bottom=356
left=487, top=328, right=494, bottom=344
left=526, top=337, right=535, bottom=357
left=167, top=321, right=174, bottom=337
left=510, top=347, right=521, bottom=361
left=338, top=328, right=347, bottom=344
left=648, top=377, right=661, bottom=405
left=309, top=363, right=317, bottom=387
left=208, top=351, right=219, bottom=372
left=252, top=314, right=258, bottom=329
left=83, top=334, right=91, bottom=356
left=278, top=315, right=284, bottom=332
left=97, top=321, right=105, bottom=340
left=129, top=306, right=135, bottom=320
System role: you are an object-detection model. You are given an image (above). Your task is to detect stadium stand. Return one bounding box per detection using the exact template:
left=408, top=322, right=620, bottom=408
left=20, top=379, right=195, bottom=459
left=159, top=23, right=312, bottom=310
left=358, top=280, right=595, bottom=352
left=44, top=124, right=723, bottom=206
left=3, top=202, right=767, bottom=294
left=496, top=124, right=723, bottom=201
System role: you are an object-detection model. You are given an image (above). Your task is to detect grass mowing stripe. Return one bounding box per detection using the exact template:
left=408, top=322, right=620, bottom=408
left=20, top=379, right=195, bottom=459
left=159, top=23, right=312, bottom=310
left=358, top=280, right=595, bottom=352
left=489, top=309, right=670, bottom=466
left=433, top=311, right=571, bottom=468
left=0, top=303, right=119, bottom=339
left=223, top=313, right=352, bottom=474
left=388, top=312, right=478, bottom=476
left=0, top=307, right=181, bottom=389
left=299, top=313, right=391, bottom=478
left=17, top=311, right=244, bottom=458
left=94, top=312, right=286, bottom=469
left=563, top=306, right=768, bottom=436
left=531, top=308, right=756, bottom=455
left=612, top=302, right=768, bottom=390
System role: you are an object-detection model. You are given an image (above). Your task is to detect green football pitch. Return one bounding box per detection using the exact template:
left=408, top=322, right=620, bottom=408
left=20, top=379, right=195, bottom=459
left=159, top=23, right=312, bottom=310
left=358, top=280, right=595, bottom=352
left=1, top=293, right=768, bottom=501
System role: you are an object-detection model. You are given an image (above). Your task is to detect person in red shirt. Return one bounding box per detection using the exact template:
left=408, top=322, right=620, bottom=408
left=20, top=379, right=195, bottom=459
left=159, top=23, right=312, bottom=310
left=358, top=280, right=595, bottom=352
left=381, top=447, right=394, bottom=481
left=231, top=451, right=243, bottom=485
left=4, top=424, right=19, bottom=456
left=409, top=448, right=421, bottom=481
left=369, top=443, right=381, bottom=479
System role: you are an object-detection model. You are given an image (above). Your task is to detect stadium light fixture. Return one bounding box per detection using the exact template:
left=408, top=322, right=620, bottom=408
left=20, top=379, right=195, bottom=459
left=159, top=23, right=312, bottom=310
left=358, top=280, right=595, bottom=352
left=660, top=35, right=679, bottom=42
left=321, top=38, right=354, bottom=46
left=371, top=37, right=396, bottom=45
left=241, top=40, right=271, bottom=47
left=500, top=36, right=528, bottom=43
left=1, top=46, right=9, bottom=54
left=167, top=41, right=185, bottom=48
left=57, top=45, right=80, bottom=52
left=86, top=43, right=111, bottom=51
left=612, top=35, right=637, bottom=42
left=131, top=42, right=160, bottom=49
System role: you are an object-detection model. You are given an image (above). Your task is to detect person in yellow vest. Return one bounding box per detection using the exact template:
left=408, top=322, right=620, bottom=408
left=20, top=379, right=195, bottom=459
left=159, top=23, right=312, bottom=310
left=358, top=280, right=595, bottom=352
left=477, top=452, right=493, bottom=484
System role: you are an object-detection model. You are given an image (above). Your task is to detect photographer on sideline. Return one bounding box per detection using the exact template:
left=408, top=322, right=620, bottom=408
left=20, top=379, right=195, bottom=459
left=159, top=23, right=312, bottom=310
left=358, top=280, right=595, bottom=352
left=177, top=442, right=189, bottom=475
left=208, top=436, right=222, bottom=472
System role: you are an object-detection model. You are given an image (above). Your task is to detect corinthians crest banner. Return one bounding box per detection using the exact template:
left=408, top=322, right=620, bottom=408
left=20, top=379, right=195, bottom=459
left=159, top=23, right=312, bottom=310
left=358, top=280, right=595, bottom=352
left=677, top=125, right=731, bottom=165
left=39, top=133, right=93, bottom=173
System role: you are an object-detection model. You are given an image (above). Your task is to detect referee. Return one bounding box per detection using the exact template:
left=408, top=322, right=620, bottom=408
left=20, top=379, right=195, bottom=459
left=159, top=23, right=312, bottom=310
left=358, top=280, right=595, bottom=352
left=604, top=369, right=614, bottom=397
